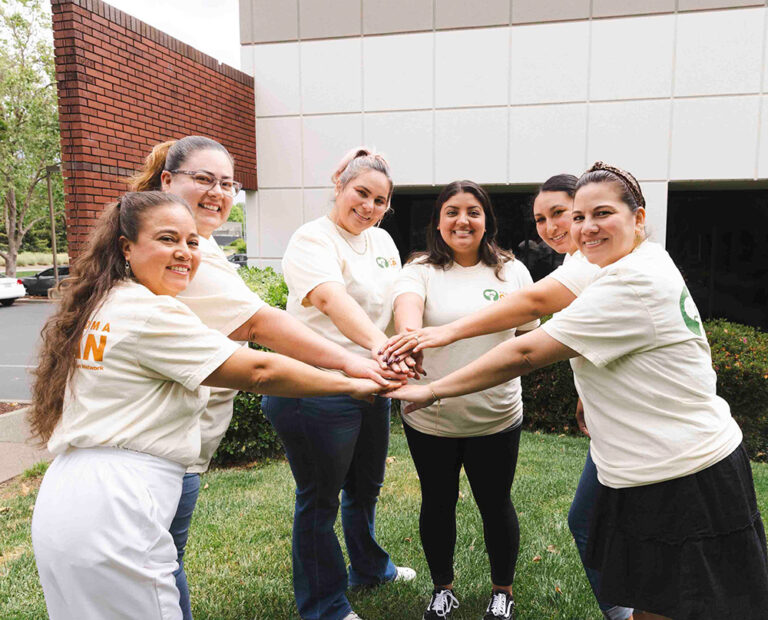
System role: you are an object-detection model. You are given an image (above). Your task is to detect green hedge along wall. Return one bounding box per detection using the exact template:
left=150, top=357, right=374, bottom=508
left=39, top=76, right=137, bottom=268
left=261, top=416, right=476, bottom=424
left=212, top=267, right=768, bottom=466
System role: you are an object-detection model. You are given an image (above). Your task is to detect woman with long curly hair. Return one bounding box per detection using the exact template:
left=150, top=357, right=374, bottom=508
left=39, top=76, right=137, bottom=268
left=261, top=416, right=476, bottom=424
left=29, top=191, right=382, bottom=620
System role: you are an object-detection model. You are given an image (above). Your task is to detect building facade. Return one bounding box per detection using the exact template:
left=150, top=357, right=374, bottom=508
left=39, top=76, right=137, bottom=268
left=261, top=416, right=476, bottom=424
left=238, top=0, right=768, bottom=327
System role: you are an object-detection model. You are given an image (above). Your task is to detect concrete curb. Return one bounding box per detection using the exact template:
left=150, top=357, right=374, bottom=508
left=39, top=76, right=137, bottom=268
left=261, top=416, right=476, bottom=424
left=0, top=407, right=31, bottom=443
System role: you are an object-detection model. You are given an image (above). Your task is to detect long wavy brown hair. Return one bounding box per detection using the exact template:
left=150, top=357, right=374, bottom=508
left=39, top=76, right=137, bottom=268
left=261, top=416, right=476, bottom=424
left=128, top=135, right=234, bottom=192
left=409, top=180, right=513, bottom=280
left=28, top=191, right=191, bottom=443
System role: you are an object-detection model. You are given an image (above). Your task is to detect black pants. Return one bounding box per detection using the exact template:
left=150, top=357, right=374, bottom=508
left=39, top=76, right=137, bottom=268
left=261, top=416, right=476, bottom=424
left=403, top=421, right=522, bottom=587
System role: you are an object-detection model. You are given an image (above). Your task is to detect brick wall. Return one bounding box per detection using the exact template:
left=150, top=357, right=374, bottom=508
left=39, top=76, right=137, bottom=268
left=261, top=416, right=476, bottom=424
left=51, top=0, right=256, bottom=257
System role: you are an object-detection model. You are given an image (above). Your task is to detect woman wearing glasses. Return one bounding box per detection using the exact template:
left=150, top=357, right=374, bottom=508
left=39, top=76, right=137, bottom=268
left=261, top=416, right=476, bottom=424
left=130, top=136, right=400, bottom=619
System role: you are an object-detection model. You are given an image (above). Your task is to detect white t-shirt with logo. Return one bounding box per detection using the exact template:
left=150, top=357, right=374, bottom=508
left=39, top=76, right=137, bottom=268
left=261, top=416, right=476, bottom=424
left=282, top=216, right=401, bottom=356
left=394, top=258, right=539, bottom=437
left=542, top=241, right=742, bottom=489
left=48, top=281, right=241, bottom=467
left=547, top=250, right=601, bottom=296
left=177, top=234, right=267, bottom=473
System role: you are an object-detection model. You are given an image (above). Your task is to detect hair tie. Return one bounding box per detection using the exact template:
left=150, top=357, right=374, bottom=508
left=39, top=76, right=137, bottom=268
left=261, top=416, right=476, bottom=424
left=586, top=161, right=646, bottom=209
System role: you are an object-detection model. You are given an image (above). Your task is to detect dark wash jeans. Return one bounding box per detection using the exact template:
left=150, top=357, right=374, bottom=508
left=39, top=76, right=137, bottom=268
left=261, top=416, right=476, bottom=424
left=170, top=471, right=201, bottom=620
left=568, top=448, right=633, bottom=620
left=263, top=394, right=397, bottom=620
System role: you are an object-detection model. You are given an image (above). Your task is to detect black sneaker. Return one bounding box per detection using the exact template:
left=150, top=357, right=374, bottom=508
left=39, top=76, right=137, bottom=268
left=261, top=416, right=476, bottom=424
left=423, top=587, right=460, bottom=619
left=483, top=590, right=515, bottom=619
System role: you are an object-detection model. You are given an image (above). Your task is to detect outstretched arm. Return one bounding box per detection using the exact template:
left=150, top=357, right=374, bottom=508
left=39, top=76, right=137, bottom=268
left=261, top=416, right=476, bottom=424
left=228, top=305, right=403, bottom=386
left=383, top=276, right=576, bottom=357
left=385, top=328, right=577, bottom=413
left=203, top=346, right=383, bottom=401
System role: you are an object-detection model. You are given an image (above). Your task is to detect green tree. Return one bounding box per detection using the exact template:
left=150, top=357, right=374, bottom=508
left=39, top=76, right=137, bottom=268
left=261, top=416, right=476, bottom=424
left=0, top=0, right=61, bottom=276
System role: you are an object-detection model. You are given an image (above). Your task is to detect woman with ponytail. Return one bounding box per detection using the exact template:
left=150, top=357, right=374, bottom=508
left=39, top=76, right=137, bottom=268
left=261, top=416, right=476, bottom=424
left=130, top=136, right=402, bottom=619
left=29, top=191, right=383, bottom=620
left=261, top=147, right=418, bottom=620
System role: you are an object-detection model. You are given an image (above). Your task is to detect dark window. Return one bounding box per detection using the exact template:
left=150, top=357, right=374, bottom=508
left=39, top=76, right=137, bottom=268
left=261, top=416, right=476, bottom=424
left=381, top=187, right=563, bottom=281
left=666, top=189, right=768, bottom=330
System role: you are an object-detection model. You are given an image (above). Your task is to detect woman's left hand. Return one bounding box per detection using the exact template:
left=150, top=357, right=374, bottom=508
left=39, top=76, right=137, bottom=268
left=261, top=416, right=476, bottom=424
left=383, top=384, right=436, bottom=414
left=343, top=355, right=408, bottom=386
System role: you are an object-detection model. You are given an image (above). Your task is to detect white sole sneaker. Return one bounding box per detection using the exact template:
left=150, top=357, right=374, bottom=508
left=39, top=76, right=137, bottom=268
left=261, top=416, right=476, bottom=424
left=394, top=566, right=417, bottom=582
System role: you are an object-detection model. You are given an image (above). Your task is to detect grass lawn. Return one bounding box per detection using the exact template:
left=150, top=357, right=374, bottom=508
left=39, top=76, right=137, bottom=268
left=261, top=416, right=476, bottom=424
left=2, top=427, right=768, bottom=619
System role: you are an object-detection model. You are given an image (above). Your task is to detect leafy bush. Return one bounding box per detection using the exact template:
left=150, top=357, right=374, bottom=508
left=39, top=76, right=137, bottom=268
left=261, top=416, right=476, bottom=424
left=211, top=266, right=287, bottom=466
left=232, top=238, right=247, bottom=254
left=214, top=268, right=768, bottom=466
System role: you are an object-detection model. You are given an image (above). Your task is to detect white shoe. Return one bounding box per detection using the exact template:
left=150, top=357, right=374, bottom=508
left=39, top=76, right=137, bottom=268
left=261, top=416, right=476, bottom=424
left=343, top=612, right=363, bottom=620
left=393, top=566, right=417, bottom=582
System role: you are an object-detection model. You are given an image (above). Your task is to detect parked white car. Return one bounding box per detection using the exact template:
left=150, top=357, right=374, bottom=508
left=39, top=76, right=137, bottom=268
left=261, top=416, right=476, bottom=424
left=0, top=276, right=27, bottom=306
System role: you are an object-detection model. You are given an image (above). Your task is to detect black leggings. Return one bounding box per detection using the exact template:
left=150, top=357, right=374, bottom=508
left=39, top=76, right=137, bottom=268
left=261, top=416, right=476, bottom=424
left=403, top=421, right=522, bottom=587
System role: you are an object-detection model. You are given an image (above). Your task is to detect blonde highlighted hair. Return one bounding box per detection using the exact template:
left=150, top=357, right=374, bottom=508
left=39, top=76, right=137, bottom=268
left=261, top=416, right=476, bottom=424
left=331, top=147, right=394, bottom=204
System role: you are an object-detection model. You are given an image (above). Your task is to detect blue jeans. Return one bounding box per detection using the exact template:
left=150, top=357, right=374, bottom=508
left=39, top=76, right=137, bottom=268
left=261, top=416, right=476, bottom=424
left=170, top=472, right=201, bottom=620
left=263, top=395, right=397, bottom=620
left=568, top=449, right=633, bottom=620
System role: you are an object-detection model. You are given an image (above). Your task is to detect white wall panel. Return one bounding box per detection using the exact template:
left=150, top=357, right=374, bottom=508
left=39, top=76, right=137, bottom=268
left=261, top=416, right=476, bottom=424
left=363, top=33, right=433, bottom=111
left=434, top=108, right=508, bottom=183
left=670, top=96, right=759, bottom=179
left=252, top=43, right=301, bottom=116
left=259, top=189, right=304, bottom=257
left=758, top=96, right=768, bottom=178
left=240, top=44, right=254, bottom=75
left=302, top=114, right=364, bottom=186
left=435, top=28, right=510, bottom=108
left=674, top=7, right=764, bottom=96
left=587, top=100, right=671, bottom=180
left=255, top=117, right=303, bottom=187
left=509, top=104, right=588, bottom=182
left=254, top=259, right=284, bottom=272
left=303, top=188, right=335, bottom=223
left=590, top=15, right=674, bottom=100
left=639, top=181, right=669, bottom=246
left=301, top=38, right=362, bottom=114
left=364, top=111, right=434, bottom=185
left=510, top=21, right=589, bottom=104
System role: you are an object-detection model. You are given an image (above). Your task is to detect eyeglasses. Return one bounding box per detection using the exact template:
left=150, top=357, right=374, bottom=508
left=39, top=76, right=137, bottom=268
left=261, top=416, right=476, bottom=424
left=169, top=170, right=243, bottom=197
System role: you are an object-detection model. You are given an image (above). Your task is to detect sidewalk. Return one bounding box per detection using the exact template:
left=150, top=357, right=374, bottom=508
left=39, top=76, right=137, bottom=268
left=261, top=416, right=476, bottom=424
left=0, top=406, right=52, bottom=483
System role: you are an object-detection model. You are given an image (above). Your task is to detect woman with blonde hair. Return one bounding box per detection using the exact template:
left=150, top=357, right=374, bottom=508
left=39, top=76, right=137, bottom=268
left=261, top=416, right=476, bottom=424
left=262, top=148, right=418, bottom=620
left=130, top=136, right=403, bottom=619
left=29, top=191, right=383, bottom=619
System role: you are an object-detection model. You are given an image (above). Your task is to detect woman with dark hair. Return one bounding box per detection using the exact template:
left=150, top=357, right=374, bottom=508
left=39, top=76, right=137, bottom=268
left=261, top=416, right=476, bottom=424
left=130, top=137, right=400, bottom=619
left=388, top=163, right=768, bottom=620
left=29, top=191, right=382, bottom=619
left=385, top=173, right=633, bottom=620
left=393, top=181, right=538, bottom=620
left=262, top=147, right=417, bottom=620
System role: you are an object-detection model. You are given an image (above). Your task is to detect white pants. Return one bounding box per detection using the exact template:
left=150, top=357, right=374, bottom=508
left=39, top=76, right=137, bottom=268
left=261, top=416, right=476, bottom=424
left=32, top=447, right=185, bottom=620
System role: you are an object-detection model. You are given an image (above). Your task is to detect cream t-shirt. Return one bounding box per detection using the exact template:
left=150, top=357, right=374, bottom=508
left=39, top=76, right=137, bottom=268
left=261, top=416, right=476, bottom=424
left=48, top=281, right=241, bottom=467
left=282, top=216, right=401, bottom=356
left=394, top=258, right=539, bottom=437
left=177, top=234, right=267, bottom=473
left=543, top=241, right=742, bottom=489
left=546, top=250, right=601, bottom=296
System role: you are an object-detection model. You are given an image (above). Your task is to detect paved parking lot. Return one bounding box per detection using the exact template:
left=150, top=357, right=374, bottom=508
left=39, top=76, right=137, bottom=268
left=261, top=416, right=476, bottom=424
left=0, top=300, right=55, bottom=401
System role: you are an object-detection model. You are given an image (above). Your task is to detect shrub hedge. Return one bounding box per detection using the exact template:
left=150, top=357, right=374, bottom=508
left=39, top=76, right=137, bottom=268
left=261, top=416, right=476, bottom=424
left=212, top=267, right=768, bottom=466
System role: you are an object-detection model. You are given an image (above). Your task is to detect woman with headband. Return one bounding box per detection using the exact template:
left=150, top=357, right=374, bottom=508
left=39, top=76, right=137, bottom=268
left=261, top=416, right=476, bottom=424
left=387, top=163, right=768, bottom=619
left=262, top=148, right=418, bottom=620
left=29, top=191, right=383, bottom=620
left=130, top=136, right=401, bottom=619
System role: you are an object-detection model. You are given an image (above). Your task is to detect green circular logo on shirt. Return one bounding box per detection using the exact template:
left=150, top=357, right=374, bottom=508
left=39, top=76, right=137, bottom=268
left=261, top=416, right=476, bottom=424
left=483, top=289, right=499, bottom=301
left=376, top=257, right=389, bottom=269
left=679, top=286, right=702, bottom=336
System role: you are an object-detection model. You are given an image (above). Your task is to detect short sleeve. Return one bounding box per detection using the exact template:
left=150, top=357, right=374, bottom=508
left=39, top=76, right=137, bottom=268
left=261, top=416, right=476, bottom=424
left=136, top=300, right=241, bottom=391
left=542, top=273, right=656, bottom=367
left=282, top=231, right=344, bottom=305
left=548, top=256, right=600, bottom=296
left=177, top=260, right=266, bottom=336
left=509, top=261, right=540, bottom=332
left=392, top=262, right=428, bottom=304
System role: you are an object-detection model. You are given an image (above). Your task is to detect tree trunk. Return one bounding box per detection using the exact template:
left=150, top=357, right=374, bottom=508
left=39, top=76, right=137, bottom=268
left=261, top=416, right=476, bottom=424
left=2, top=187, right=19, bottom=278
